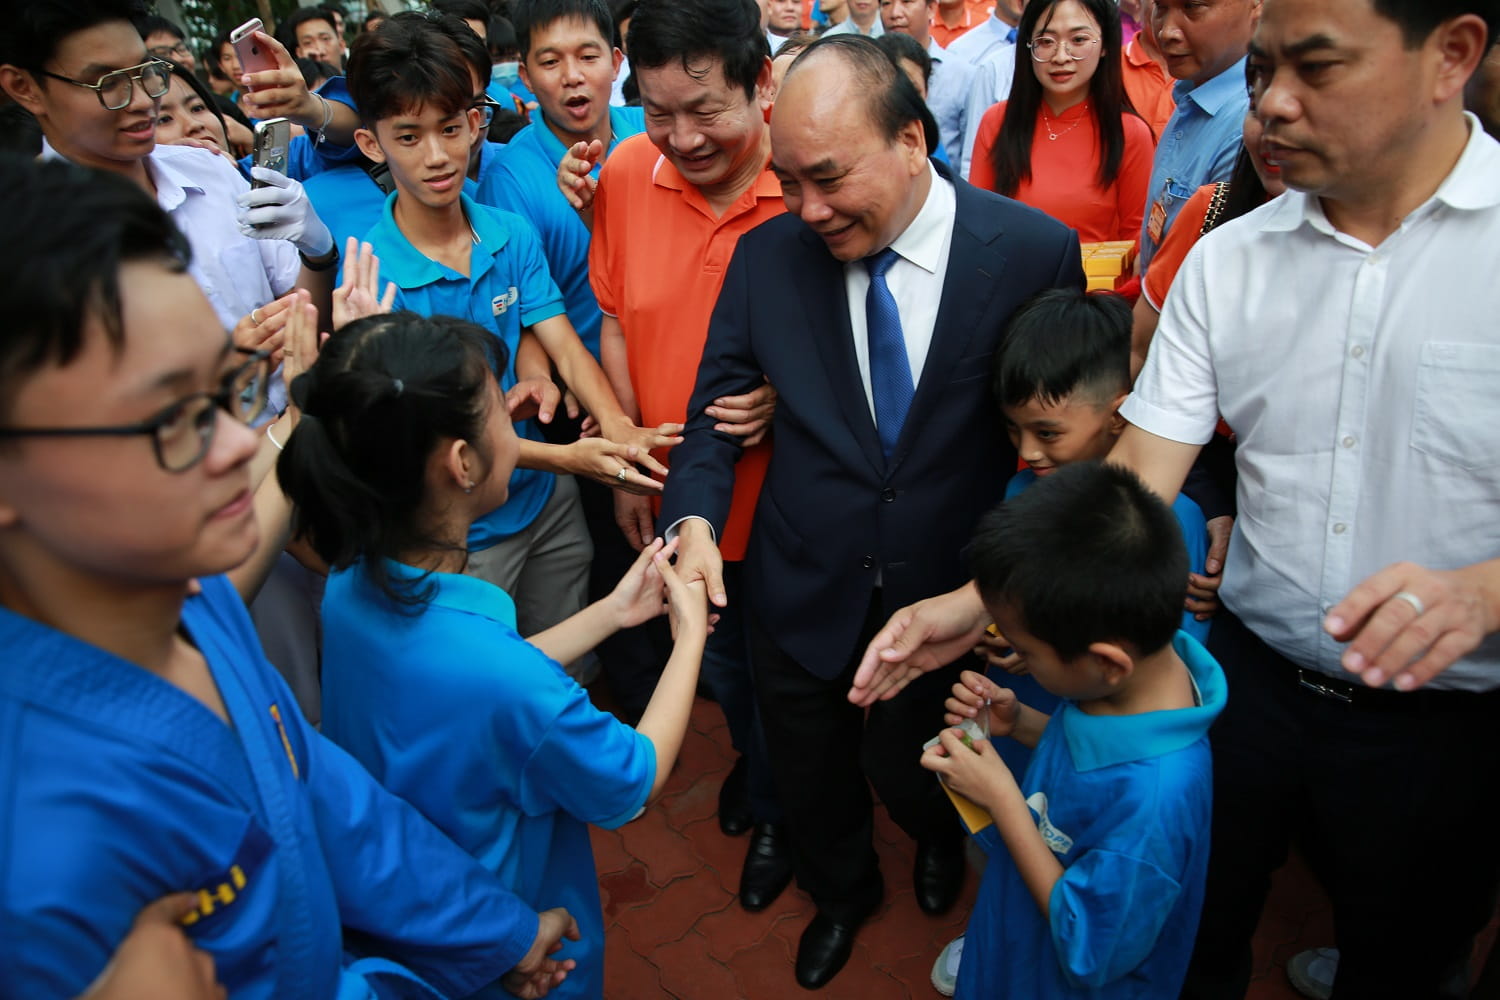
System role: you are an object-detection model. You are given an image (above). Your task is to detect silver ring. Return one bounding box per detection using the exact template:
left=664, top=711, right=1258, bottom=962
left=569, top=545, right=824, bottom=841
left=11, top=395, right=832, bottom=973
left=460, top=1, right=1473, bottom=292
left=251, top=308, right=264, bottom=326
left=1393, top=590, right=1426, bottom=616
left=616, top=467, right=629, bottom=482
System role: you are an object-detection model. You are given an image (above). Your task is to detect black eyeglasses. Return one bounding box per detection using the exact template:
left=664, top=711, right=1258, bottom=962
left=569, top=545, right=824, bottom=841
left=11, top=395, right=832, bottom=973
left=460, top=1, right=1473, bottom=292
left=37, top=58, right=173, bottom=111
left=147, top=41, right=192, bottom=61
left=0, top=348, right=272, bottom=473
left=472, top=95, right=503, bottom=129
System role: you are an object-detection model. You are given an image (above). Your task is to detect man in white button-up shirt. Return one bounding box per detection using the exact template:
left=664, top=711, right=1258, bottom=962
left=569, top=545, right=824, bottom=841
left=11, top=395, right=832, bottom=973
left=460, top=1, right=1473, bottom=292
left=853, top=2, right=1500, bottom=996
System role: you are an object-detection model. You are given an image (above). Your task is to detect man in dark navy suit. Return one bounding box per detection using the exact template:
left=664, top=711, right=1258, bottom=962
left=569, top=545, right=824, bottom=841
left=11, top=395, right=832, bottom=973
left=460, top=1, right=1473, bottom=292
left=658, top=34, right=1084, bottom=990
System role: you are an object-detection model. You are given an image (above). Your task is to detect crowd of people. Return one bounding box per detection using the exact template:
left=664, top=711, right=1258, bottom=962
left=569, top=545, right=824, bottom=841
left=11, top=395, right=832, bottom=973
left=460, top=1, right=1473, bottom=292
left=1, top=0, right=1498, bottom=998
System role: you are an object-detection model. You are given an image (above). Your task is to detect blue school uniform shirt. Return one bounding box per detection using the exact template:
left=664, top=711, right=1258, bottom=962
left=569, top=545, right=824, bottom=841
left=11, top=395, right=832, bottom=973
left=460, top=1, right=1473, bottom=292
left=362, top=191, right=565, bottom=550
left=956, top=631, right=1226, bottom=1000
left=320, top=563, right=657, bottom=1000
left=1137, top=58, right=1250, bottom=274
left=306, top=141, right=508, bottom=260
left=0, top=575, right=538, bottom=1000
left=484, top=107, right=646, bottom=360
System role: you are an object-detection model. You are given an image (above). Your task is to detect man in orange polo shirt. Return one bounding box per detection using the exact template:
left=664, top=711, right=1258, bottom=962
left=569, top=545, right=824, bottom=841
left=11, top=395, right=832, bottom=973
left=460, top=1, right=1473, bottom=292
left=582, top=0, right=793, bottom=915
left=1121, top=13, right=1176, bottom=138
left=930, top=0, right=979, bottom=46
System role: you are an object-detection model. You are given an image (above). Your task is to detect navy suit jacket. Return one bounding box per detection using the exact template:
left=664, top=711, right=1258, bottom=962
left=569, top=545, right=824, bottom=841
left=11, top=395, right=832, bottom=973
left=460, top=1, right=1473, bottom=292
left=659, top=169, right=1085, bottom=677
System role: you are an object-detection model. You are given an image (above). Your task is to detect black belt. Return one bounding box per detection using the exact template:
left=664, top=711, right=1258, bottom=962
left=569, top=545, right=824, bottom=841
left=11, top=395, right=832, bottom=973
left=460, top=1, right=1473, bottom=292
left=1270, top=656, right=1500, bottom=715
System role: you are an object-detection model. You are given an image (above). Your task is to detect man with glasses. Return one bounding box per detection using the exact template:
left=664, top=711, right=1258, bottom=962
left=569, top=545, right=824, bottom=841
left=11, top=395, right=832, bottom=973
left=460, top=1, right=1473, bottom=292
left=138, top=13, right=195, bottom=70
left=1135, top=0, right=1260, bottom=274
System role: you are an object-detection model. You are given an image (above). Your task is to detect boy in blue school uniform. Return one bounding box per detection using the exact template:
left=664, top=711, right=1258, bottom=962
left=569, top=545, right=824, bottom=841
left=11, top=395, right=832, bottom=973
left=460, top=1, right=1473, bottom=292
left=922, top=461, right=1227, bottom=1000
left=0, top=155, right=575, bottom=1000
left=487, top=0, right=646, bottom=360
left=345, top=12, right=676, bottom=671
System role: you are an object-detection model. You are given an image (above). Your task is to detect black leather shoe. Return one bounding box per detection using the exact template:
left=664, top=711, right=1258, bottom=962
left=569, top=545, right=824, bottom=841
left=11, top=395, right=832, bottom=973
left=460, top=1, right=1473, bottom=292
left=718, top=756, right=753, bottom=836
left=913, top=839, right=965, bottom=915
left=795, top=911, right=866, bottom=990
left=739, top=823, right=794, bottom=912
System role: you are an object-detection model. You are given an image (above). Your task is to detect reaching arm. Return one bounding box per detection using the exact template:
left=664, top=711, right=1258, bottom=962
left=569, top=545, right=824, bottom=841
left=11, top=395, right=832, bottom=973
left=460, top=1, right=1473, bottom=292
left=1104, top=422, right=1201, bottom=506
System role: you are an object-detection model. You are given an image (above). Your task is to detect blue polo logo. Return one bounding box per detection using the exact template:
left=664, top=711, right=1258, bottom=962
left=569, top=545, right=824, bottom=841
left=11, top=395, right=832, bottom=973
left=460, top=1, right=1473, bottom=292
left=492, top=287, right=519, bottom=316
left=1027, top=792, right=1074, bottom=856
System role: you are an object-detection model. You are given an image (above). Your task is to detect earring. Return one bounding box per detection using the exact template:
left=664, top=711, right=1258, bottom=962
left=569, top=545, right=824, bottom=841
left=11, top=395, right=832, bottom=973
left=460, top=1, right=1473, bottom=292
left=464, top=481, right=474, bottom=494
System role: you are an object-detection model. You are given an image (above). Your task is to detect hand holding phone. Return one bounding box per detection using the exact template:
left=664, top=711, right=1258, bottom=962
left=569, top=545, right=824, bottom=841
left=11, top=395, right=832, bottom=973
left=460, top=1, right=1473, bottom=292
left=229, top=19, right=278, bottom=90
left=251, top=117, right=291, bottom=189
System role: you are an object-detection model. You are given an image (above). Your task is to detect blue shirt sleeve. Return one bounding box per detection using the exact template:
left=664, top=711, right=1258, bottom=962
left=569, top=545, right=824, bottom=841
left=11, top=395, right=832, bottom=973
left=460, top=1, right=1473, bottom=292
left=1047, top=847, right=1184, bottom=988
left=294, top=701, right=540, bottom=995
left=509, top=215, right=567, bottom=328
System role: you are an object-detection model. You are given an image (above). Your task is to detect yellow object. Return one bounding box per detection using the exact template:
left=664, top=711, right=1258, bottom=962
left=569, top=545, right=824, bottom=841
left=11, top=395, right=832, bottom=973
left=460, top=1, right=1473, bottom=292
left=1079, top=241, right=1138, bottom=291
left=940, top=781, right=995, bottom=835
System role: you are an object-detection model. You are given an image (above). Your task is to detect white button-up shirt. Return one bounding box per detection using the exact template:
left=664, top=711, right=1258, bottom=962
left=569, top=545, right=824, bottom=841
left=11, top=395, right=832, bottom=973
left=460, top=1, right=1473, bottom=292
left=1122, top=115, right=1500, bottom=692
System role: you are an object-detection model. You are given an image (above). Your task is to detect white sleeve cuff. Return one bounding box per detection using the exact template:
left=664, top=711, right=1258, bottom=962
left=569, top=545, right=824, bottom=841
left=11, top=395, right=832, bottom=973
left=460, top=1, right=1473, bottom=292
left=1118, top=392, right=1219, bottom=447
left=663, top=515, right=716, bottom=545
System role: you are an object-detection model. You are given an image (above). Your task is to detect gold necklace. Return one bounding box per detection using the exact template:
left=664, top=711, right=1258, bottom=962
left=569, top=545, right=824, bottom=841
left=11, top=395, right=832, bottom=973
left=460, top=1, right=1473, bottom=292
left=1042, top=102, right=1088, bottom=141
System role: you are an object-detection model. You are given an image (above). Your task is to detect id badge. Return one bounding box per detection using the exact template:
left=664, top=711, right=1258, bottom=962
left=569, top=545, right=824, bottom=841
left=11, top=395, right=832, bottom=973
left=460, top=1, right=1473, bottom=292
left=1147, top=199, right=1168, bottom=244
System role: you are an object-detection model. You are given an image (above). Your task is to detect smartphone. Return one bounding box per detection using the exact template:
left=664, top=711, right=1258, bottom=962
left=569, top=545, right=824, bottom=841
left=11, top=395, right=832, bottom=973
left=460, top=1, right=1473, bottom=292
left=251, top=117, right=291, bottom=189
left=230, top=18, right=278, bottom=89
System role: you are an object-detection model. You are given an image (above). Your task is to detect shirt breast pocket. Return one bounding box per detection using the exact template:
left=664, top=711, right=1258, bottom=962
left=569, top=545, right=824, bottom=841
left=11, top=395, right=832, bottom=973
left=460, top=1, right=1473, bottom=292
left=1410, top=343, right=1500, bottom=471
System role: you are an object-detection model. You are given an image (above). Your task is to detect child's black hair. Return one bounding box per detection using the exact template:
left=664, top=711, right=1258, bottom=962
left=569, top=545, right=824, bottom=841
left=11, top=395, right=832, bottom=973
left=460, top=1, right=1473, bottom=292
left=0, top=156, right=189, bottom=421
left=346, top=11, right=477, bottom=126
left=969, top=461, right=1186, bottom=661
left=277, top=312, right=510, bottom=609
left=993, top=287, right=1132, bottom=411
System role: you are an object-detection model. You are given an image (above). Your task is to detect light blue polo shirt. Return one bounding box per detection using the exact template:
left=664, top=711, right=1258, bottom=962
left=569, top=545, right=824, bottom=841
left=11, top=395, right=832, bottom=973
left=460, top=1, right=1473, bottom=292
left=320, top=562, right=657, bottom=1000
left=306, top=141, right=507, bottom=259
left=1137, top=57, right=1251, bottom=274
left=361, top=192, right=565, bottom=550
left=956, top=631, right=1226, bottom=999
left=482, top=107, right=646, bottom=360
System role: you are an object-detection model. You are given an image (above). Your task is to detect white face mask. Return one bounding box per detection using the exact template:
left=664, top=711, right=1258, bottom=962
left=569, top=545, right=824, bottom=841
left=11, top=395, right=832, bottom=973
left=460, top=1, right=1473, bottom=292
left=491, top=61, right=521, bottom=87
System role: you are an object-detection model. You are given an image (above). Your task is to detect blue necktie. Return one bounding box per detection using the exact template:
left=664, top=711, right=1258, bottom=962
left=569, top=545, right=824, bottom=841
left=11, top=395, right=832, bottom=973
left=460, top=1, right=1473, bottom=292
left=864, top=248, right=914, bottom=460
left=1005, top=26, right=1018, bottom=43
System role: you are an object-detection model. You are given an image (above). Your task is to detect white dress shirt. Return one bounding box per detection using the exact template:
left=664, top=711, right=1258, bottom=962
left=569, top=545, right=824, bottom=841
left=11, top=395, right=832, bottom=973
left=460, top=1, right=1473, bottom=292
left=822, top=16, right=885, bottom=37
left=844, top=162, right=956, bottom=423
left=1121, top=114, right=1500, bottom=692
left=926, top=40, right=977, bottom=167
left=959, top=45, right=1017, bottom=175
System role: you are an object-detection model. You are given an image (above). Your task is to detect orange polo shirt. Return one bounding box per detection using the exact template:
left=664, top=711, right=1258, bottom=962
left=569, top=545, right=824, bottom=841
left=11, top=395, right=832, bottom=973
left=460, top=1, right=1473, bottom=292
left=968, top=101, right=1156, bottom=244
left=589, top=133, right=786, bottom=561
left=1121, top=35, right=1176, bottom=139
left=931, top=5, right=980, bottom=47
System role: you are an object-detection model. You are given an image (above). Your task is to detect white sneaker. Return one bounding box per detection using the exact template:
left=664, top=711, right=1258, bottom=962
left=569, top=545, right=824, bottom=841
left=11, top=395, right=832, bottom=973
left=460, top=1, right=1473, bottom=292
left=931, top=934, right=963, bottom=997
left=1286, top=947, right=1339, bottom=1000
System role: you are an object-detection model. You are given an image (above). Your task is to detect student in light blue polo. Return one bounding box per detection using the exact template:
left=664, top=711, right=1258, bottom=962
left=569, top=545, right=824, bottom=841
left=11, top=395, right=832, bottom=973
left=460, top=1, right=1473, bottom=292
left=923, top=462, right=1226, bottom=1000
left=487, top=0, right=646, bottom=360
left=346, top=12, right=679, bottom=671
left=304, top=13, right=510, bottom=258
left=277, top=311, right=711, bottom=1000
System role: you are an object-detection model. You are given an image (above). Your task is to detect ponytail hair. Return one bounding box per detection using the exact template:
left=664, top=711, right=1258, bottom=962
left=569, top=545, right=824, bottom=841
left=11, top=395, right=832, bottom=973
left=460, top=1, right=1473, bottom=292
left=276, top=312, right=509, bottom=608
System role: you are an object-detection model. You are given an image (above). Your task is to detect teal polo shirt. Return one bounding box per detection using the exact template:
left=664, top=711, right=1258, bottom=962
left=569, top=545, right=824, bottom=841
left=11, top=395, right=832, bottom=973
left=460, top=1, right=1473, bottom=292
left=482, top=107, right=646, bottom=359
left=361, top=192, right=566, bottom=550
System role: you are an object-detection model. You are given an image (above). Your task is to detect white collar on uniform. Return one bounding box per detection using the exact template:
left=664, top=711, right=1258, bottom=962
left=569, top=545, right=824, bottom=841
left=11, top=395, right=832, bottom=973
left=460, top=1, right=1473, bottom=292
left=887, top=161, right=955, bottom=276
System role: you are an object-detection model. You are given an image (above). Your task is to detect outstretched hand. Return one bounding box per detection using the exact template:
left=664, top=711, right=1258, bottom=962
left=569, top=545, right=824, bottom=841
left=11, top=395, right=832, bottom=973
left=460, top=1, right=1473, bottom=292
left=848, top=584, right=990, bottom=706
left=557, top=140, right=604, bottom=216
left=332, top=238, right=397, bottom=331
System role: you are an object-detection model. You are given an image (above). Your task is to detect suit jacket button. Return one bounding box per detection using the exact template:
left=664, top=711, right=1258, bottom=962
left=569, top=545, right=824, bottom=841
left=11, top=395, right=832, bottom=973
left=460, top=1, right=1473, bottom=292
left=862, top=556, right=874, bottom=569
left=880, top=488, right=896, bottom=502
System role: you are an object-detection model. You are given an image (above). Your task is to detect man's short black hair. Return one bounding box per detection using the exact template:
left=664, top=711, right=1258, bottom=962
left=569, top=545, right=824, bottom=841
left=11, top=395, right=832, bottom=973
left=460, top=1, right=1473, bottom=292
left=0, top=0, right=148, bottom=75
left=489, top=16, right=520, bottom=58
left=134, top=13, right=184, bottom=41
left=346, top=12, right=476, bottom=126
left=874, top=30, right=931, bottom=85
left=787, top=35, right=942, bottom=157
left=1373, top=0, right=1495, bottom=48
left=969, top=462, right=1187, bottom=661
left=0, top=156, right=190, bottom=420
left=510, top=0, right=615, bottom=59
left=627, top=0, right=767, bottom=100
left=993, top=288, right=1132, bottom=410
left=433, top=11, right=494, bottom=88
left=278, top=6, right=340, bottom=50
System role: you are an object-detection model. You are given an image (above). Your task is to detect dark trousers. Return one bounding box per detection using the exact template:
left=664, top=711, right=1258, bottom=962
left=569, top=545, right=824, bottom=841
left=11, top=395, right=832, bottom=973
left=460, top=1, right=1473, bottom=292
left=1181, top=612, right=1500, bottom=1000
left=749, top=593, right=964, bottom=923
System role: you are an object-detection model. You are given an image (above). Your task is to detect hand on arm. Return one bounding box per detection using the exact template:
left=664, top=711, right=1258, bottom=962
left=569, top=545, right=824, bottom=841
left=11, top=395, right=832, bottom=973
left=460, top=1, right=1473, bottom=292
left=704, top=377, right=778, bottom=447
left=529, top=315, right=682, bottom=477
left=1185, top=515, right=1232, bottom=620
left=499, top=908, right=580, bottom=1000
left=672, top=518, right=728, bottom=609
left=527, top=539, right=674, bottom=664
left=77, top=894, right=225, bottom=1000
left=515, top=437, right=664, bottom=494
left=1325, top=558, right=1500, bottom=691
left=847, top=582, right=990, bottom=706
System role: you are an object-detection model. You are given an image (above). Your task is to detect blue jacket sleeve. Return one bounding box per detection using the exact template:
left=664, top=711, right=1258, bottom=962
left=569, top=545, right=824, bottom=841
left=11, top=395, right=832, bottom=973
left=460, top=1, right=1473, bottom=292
left=300, top=720, right=540, bottom=997
left=1047, top=848, right=1183, bottom=988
